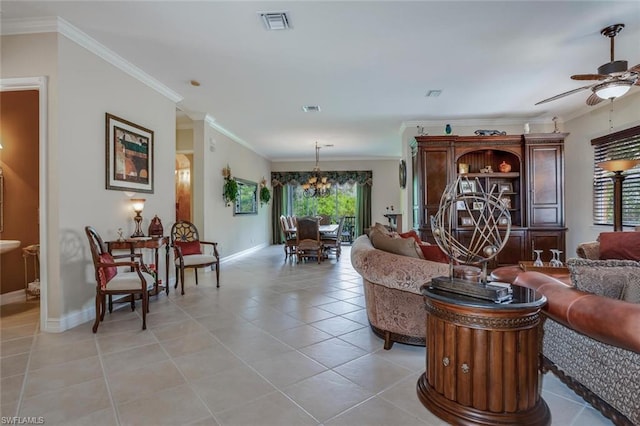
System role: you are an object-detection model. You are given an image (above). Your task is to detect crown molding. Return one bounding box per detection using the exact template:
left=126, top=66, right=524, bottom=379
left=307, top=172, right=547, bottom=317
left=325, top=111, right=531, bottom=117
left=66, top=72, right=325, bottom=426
left=2, top=17, right=183, bottom=103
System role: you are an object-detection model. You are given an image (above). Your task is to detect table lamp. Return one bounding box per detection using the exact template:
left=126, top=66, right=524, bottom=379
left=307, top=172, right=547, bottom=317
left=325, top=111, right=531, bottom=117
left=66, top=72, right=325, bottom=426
left=130, top=198, right=146, bottom=237
left=597, top=159, right=640, bottom=231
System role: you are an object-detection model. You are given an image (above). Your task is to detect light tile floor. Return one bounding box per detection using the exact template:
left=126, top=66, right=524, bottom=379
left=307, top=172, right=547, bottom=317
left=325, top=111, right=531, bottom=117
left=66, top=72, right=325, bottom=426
left=1, top=245, right=613, bottom=425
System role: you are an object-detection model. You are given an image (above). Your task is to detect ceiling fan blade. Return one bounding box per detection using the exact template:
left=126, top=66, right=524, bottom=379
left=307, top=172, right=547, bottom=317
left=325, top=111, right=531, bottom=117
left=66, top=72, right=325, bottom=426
left=571, top=73, right=608, bottom=81
left=586, top=93, right=604, bottom=106
left=535, top=85, right=594, bottom=105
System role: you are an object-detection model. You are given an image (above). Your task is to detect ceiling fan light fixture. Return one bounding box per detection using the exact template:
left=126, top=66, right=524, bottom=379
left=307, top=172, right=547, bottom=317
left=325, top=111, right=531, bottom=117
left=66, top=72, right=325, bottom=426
left=594, top=80, right=633, bottom=100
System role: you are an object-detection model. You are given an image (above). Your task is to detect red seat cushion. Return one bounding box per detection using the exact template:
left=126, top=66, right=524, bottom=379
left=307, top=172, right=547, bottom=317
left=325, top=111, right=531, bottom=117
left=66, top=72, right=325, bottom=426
left=419, top=243, right=449, bottom=263
left=175, top=240, right=202, bottom=255
left=599, top=232, right=640, bottom=260
left=97, top=253, right=117, bottom=288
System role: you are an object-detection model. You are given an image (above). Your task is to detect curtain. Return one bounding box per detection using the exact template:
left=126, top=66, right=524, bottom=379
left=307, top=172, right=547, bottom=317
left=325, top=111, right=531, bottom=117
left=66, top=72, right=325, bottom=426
left=271, top=184, right=284, bottom=244
left=272, top=170, right=372, bottom=242
left=356, top=184, right=371, bottom=237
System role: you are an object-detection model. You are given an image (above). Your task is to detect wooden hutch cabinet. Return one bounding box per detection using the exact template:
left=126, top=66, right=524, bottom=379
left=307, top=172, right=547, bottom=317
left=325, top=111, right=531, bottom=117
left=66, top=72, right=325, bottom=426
left=413, top=133, right=567, bottom=265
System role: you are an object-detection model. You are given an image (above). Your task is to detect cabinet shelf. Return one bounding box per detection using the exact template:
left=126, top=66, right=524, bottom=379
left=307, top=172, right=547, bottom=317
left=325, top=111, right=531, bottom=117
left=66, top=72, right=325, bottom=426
left=459, top=172, right=520, bottom=178
left=415, top=133, right=566, bottom=267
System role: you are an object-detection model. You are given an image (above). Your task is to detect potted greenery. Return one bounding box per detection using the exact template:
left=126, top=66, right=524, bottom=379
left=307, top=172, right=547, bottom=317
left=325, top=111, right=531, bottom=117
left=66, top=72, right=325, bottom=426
left=259, top=178, right=271, bottom=206
left=222, top=165, right=238, bottom=207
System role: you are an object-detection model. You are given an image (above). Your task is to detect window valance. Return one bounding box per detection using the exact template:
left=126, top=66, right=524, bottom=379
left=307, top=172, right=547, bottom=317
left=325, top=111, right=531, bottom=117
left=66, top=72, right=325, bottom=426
left=271, top=170, right=372, bottom=187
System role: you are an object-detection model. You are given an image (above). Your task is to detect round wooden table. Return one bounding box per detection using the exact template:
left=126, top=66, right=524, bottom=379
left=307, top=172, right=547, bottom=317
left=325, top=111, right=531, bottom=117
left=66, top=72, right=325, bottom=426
left=417, top=285, right=550, bottom=426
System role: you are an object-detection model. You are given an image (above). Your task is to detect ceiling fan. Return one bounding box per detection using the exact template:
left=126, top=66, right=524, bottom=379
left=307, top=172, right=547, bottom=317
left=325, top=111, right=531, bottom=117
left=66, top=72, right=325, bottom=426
left=536, top=23, right=639, bottom=106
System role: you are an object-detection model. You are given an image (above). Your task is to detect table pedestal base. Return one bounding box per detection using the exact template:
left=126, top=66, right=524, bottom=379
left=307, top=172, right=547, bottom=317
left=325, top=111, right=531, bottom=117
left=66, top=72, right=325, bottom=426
left=417, top=373, right=550, bottom=426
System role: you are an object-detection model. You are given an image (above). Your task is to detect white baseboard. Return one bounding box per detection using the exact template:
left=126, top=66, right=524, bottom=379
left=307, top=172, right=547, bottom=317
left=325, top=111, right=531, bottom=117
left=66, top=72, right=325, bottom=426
left=220, top=243, right=269, bottom=264
left=0, top=289, right=28, bottom=305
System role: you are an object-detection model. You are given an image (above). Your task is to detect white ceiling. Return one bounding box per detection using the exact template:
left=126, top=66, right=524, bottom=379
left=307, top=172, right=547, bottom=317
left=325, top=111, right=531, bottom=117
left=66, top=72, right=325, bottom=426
left=2, top=1, right=639, bottom=161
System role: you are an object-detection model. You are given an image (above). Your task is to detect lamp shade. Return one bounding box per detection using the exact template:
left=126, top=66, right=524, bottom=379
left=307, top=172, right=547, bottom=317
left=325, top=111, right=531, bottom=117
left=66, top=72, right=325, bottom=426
left=597, top=159, right=640, bottom=172
left=594, top=81, right=633, bottom=100
left=131, top=198, right=146, bottom=213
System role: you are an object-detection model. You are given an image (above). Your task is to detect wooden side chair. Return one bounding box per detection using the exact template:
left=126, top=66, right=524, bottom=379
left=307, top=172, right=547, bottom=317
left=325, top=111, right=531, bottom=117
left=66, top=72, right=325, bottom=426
left=85, top=226, right=155, bottom=332
left=170, top=220, right=220, bottom=295
left=296, top=217, right=324, bottom=264
left=322, top=216, right=345, bottom=259
left=279, top=215, right=297, bottom=259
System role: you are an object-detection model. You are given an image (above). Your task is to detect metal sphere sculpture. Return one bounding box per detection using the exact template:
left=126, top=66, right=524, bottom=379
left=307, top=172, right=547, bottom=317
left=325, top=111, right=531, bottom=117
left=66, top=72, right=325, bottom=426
left=430, top=176, right=512, bottom=283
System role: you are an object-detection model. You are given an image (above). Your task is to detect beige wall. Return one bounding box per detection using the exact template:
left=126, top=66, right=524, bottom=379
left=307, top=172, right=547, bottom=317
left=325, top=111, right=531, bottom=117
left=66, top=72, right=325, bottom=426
left=2, top=33, right=176, bottom=329
left=271, top=159, right=401, bottom=230
left=201, top=127, right=271, bottom=256
left=563, top=91, right=640, bottom=253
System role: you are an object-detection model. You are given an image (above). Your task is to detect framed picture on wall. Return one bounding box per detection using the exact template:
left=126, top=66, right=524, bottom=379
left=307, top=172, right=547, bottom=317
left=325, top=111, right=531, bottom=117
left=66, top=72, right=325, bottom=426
left=460, top=216, right=473, bottom=226
left=106, top=113, right=154, bottom=193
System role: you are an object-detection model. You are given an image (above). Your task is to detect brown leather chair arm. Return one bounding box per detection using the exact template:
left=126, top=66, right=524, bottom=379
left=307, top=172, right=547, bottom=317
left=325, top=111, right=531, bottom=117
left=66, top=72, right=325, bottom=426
left=514, top=271, right=640, bottom=354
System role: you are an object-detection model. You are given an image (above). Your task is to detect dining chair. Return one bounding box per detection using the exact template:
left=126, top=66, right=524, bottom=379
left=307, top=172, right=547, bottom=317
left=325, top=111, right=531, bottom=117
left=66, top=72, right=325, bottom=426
left=318, top=214, right=331, bottom=225
left=322, top=216, right=345, bottom=259
left=85, top=226, right=155, bottom=332
left=342, top=216, right=356, bottom=244
left=296, top=216, right=324, bottom=264
left=170, top=220, right=220, bottom=295
left=279, top=215, right=297, bottom=259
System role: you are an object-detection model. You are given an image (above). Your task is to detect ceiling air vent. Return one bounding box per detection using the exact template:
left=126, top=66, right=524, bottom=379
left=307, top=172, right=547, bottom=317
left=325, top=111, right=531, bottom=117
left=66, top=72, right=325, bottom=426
left=302, top=105, right=321, bottom=112
left=260, top=12, right=290, bottom=30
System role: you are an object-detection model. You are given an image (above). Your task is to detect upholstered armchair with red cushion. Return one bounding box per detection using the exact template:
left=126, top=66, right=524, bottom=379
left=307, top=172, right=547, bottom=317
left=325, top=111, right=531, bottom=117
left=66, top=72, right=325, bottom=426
left=85, top=226, right=155, bottom=332
left=170, top=220, right=220, bottom=295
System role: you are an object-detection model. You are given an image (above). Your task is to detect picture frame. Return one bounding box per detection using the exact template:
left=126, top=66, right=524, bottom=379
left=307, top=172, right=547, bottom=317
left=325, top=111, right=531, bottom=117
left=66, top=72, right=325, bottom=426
left=460, top=216, right=473, bottom=226
left=500, top=196, right=512, bottom=209
left=234, top=178, right=258, bottom=215
left=106, top=113, right=154, bottom=193
left=498, top=182, right=513, bottom=193
left=498, top=216, right=510, bottom=226
left=459, top=180, right=477, bottom=194
left=456, top=201, right=466, bottom=210
left=472, top=201, right=484, bottom=210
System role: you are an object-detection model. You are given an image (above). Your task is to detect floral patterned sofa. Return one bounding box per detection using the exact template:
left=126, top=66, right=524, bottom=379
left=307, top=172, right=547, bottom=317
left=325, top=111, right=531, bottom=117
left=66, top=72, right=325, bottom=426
left=350, top=234, right=449, bottom=349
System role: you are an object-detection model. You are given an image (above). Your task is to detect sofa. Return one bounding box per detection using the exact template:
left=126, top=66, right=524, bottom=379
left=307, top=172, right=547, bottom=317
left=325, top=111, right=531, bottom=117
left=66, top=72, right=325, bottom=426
left=350, top=234, right=449, bottom=349
left=491, top=234, right=640, bottom=426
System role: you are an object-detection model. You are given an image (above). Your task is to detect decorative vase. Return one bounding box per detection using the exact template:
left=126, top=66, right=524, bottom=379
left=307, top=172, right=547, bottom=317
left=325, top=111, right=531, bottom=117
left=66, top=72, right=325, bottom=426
left=499, top=161, right=512, bottom=173
left=148, top=215, right=163, bottom=237
left=445, top=124, right=452, bottom=135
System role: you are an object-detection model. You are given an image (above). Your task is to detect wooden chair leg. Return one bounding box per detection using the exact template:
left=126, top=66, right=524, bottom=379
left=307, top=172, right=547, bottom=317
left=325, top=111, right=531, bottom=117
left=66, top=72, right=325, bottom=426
left=174, top=266, right=179, bottom=289
left=180, top=268, right=185, bottom=295
left=108, top=295, right=113, bottom=313
left=101, top=295, right=107, bottom=321
left=141, top=292, right=147, bottom=330
left=130, top=294, right=135, bottom=311
left=195, top=269, right=199, bottom=285
left=92, top=293, right=102, bottom=333
left=215, top=263, right=220, bottom=288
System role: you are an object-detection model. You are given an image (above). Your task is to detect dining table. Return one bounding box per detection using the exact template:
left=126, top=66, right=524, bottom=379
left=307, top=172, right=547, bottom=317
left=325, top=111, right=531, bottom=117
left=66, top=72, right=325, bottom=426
left=288, top=224, right=339, bottom=235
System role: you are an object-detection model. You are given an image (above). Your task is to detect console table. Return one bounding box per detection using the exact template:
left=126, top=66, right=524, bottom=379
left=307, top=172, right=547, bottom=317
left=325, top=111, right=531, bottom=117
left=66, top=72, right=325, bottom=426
left=106, top=237, right=170, bottom=296
left=417, top=285, right=550, bottom=426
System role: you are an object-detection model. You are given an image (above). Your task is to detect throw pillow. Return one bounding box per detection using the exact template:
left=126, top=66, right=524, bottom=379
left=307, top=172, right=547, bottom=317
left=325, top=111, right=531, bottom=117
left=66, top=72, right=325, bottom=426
left=399, top=230, right=422, bottom=245
left=567, top=258, right=640, bottom=300
left=598, top=232, right=640, bottom=260
left=419, top=243, right=449, bottom=263
left=175, top=240, right=202, bottom=255
left=97, top=253, right=117, bottom=288
left=371, top=231, right=423, bottom=258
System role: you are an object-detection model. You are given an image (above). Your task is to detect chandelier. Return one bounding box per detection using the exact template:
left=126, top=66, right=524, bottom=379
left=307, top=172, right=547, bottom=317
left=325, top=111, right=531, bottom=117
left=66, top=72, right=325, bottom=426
left=302, top=142, right=331, bottom=198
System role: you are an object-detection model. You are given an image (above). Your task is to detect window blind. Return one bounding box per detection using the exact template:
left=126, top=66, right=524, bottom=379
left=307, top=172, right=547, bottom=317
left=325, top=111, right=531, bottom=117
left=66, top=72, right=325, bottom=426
left=591, top=125, right=640, bottom=227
